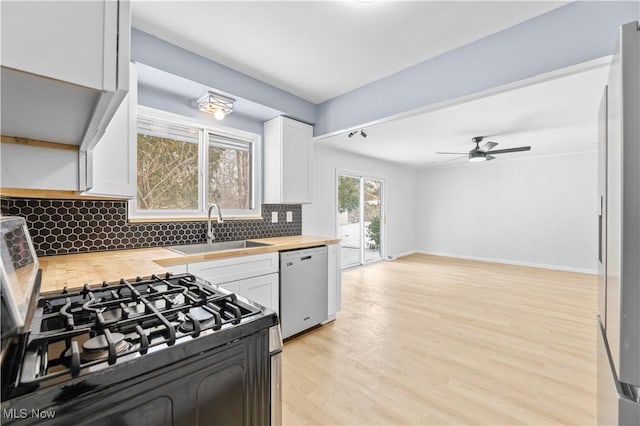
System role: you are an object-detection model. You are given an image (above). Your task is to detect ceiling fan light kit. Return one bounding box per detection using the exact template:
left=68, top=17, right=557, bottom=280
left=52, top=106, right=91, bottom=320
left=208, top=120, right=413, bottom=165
left=469, top=152, right=488, bottom=162
left=436, top=136, right=531, bottom=163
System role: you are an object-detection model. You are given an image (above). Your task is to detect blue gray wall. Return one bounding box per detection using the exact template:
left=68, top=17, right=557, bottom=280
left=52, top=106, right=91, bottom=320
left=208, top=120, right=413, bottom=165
left=137, top=83, right=266, bottom=135
left=132, top=28, right=316, bottom=127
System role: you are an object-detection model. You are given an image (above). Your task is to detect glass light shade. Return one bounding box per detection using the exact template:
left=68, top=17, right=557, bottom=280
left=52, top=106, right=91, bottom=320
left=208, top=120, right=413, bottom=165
left=198, top=92, right=235, bottom=120
left=469, top=155, right=487, bottom=163
left=213, top=109, right=226, bottom=120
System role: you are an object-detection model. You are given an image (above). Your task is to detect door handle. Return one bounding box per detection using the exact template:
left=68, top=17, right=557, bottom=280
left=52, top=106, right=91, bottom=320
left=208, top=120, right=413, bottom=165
left=598, top=213, right=603, bottom=263
left=598, top=196, right=603, bottom=263
left=301, top=256, right=312, bottom=261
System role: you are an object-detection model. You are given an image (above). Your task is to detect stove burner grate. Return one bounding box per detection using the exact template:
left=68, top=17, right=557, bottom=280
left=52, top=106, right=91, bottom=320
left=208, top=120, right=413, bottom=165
left=81, top=332, right=129, bottom=362
left=17, top=273, right=262, bottom=387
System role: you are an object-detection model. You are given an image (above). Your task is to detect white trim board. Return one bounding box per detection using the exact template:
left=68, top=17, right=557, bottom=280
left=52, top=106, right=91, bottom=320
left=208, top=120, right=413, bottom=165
left=386, top=251, right=417, bottom=261
left=415, top=251, right=597, bottom=275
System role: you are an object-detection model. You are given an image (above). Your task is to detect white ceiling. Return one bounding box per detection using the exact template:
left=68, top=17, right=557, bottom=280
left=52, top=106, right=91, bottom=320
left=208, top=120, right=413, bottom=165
left=132, top=1, right=605, bottom=169
left=318, top=62, right=609, bottom=167
left=132, top=1, right=566, bottom=104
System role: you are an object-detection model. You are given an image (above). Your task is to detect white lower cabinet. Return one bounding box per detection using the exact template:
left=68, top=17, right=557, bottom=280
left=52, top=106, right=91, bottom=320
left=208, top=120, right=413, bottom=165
left=167, top=247, right=334, bottom=322
left=181, top=252, right=280, bottom=314
left=327, top=244, right=342, bottom=321
left=237, top=273, right=279, bottom=315
left=187, top=252, right=278, bottom=284
left=219, top=281, right=240, bottom=294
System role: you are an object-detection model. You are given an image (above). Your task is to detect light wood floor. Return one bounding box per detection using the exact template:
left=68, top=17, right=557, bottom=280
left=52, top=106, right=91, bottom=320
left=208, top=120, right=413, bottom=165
left=281, top=254, right=597, bottom=425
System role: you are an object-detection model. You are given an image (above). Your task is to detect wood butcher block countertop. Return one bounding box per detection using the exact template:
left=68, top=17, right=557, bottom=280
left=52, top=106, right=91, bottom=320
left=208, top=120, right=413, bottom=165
left=38, top=235, right=340, bottom=293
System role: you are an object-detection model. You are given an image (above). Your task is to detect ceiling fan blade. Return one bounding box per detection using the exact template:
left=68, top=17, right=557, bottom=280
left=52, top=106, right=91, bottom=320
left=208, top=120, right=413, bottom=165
left=436, top=152, right=467, bottom=155
left=440, top=155, right=467, bottom=163
left=486, top=155, right=496, bottom=161
left=488, top=146, right=531, bottom=155
left=480, top=141, right=498, bottom=152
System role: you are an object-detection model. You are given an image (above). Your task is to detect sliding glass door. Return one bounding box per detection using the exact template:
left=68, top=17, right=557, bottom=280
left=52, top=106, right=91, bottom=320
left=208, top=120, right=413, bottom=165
left=363, top=178, right=383, bottom=263
left=337, top=172, right=384, bottom=268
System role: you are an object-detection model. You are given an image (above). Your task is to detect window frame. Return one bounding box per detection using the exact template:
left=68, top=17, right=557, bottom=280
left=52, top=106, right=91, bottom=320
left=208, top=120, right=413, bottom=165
left=129, top=106, right=262, bottom=220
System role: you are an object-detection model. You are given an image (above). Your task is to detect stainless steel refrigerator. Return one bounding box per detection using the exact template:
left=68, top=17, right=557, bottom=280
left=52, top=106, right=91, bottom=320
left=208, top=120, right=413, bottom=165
left=597, top=21, right=640, bottom=426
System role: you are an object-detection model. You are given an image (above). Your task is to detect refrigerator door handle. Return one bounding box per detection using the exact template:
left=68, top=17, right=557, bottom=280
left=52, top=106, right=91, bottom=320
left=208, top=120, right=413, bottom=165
left=598, top=321, right=640, bottom=425
left=598, top=197, right=603, bottom=264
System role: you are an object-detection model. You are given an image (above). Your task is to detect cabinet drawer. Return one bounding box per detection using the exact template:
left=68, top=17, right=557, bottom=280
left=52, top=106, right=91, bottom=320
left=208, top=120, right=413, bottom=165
left=187, top=252, right=279, bottom=285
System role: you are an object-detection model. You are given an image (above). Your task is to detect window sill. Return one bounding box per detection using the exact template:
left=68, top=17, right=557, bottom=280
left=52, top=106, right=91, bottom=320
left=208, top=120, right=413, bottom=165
left=128, top=215, right=264, bottom=224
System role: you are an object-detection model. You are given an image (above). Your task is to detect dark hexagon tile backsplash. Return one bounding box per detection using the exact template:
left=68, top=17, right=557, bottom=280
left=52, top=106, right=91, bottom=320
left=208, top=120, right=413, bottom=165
left=0, top=198, right=302, bottom=257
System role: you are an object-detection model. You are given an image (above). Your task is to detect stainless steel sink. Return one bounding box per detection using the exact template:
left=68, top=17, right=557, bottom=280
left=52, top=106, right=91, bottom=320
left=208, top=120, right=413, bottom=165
left=166, top=240, right=271, bottom=255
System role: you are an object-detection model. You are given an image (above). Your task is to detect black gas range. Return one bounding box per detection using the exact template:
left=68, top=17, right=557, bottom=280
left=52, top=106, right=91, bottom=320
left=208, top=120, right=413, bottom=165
left=0, top=216, right=282, bottom=425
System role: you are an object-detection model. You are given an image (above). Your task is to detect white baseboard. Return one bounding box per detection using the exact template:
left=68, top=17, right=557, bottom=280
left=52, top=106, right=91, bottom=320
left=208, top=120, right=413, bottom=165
left=415, top=250, right=597, bottom=275
left=386, top=251, right=417, bottom=261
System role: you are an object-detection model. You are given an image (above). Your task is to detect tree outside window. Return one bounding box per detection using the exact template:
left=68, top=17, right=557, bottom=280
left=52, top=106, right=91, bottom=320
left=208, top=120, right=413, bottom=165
left=135, top=114, right=255, bottom=216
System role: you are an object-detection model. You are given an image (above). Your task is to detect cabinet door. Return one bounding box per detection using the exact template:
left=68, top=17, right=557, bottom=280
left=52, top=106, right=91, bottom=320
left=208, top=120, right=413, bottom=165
left=219, top=281, right=240, bottom=294
left=84, top=63, right=137, bottom=198
left=327, top=244, right=342, bottom=320
left=1, top=1, right=115, bottom=91
left=264, top=116, right=313, bottom=204
left=238, top=273, right=279, bottom=315
left=282, top=118, right=313, bottom=203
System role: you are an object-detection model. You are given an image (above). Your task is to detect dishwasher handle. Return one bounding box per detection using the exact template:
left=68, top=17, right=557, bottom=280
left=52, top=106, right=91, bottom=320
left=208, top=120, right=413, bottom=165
left=280, top=246, right=328, bottom=266
left=283, top=256, right=311, bottom=267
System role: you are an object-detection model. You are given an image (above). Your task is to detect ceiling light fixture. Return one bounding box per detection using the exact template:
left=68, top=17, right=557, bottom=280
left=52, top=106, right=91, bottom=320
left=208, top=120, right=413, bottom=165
left=468, top=151, right=487, bottom=162
left=198, top=91, right=235, bottom=120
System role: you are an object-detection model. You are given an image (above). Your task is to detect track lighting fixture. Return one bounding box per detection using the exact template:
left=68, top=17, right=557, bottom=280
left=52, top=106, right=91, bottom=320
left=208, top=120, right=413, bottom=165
left=348, top=129, right=367, bottom=138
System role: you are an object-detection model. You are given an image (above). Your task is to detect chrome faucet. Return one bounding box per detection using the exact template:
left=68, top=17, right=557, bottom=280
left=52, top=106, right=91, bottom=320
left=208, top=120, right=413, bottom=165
left=207, top=203, right=224, bottom=244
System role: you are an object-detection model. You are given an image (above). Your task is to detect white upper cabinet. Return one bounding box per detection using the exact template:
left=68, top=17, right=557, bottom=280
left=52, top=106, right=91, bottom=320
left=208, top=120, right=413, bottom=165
left=2, top=1, right=113, bottom=90
left=263, top=116, right=313, bottom=204
left=0, top=0, right=130, bottom=151
left=83, top=63, right=137, bottom=198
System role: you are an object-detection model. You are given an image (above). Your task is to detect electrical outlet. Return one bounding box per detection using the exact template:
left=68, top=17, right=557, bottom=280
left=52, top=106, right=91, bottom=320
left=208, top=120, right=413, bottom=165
left=271, top=211, right=278, bottom=223
left=286, top=211, right=293, bottom=222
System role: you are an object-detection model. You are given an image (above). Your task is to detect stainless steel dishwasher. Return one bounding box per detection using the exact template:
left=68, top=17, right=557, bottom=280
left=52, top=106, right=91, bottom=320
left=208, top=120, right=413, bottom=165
left=280, top=246, right=328, bottom=339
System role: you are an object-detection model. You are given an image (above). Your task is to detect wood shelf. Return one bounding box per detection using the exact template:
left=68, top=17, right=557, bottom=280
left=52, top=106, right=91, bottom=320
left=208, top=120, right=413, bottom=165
left=0, top=188, right=128, bottom=200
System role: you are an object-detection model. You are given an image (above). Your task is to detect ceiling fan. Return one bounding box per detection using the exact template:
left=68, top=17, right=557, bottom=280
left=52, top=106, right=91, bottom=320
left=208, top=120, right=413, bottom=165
left=437, top=136, right=531, bottom=162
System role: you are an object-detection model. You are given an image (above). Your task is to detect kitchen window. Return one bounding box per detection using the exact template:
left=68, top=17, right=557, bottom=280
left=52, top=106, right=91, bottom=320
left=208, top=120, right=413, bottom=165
left=131, top=107, right=261, bottom=219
